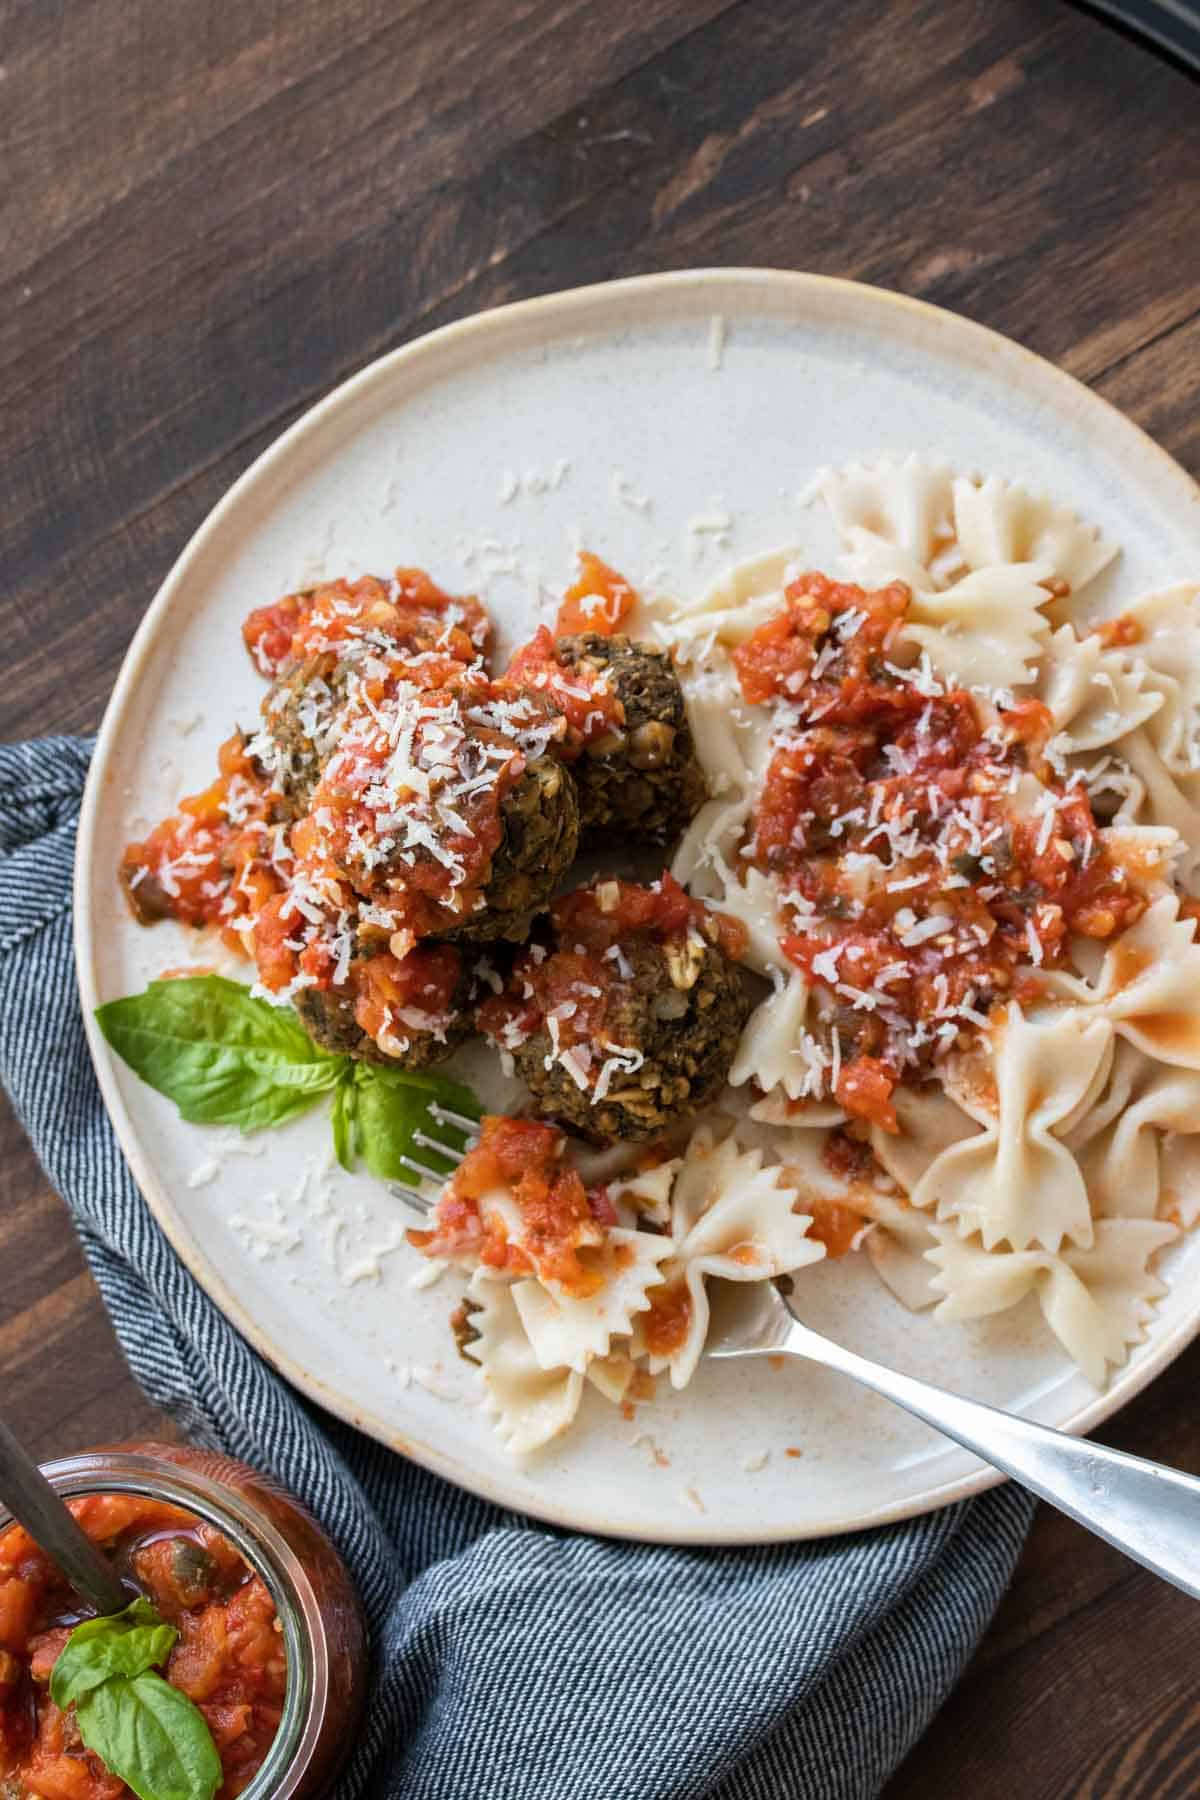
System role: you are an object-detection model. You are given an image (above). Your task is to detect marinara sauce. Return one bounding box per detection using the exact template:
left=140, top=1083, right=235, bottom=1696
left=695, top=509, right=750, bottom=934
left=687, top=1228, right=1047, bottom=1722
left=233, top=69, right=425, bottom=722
left=733, top=571, right=1147, bottom=1131
left=0, top=1496, right=283, bottom=1800
left=0, top=1448, right=366, bottom=1800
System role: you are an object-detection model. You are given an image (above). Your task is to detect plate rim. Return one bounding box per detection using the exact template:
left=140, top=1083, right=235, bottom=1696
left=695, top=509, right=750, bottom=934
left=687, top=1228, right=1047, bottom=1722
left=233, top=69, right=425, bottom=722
left=74, top=266, right=1200, bottom=1544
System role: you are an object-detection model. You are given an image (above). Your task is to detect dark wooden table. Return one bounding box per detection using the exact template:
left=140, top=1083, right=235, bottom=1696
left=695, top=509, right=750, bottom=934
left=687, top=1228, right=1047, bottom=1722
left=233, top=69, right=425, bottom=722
left=2, top=1, right=1198, bottom=1790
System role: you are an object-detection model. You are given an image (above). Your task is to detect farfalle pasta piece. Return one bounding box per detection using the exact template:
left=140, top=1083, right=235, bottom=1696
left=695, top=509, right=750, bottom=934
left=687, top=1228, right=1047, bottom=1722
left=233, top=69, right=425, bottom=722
left=869, top=1080, right=984, bottom=1200
left=728, top=970, right=814, bottom=1098
left=673, top=797, right=749, bottom=894
left=1112, top=733, right=1200, bottom=892
left=1065, top=1040, right=1200, bottom=1221
left=695, top=864, right=788, bottom=977
left=513, top=1229, right=673, bottom=1374
left=816, top=456, right=957, bottom=578
left=1036, top=624, right=1163, bottom=754
left=928, top=1220, right=1177, bottom=1388
left=816, top=457, right=1115, bottom=595
left=1076, top=736, right=1200, bottom=893
left=608, top=1159, right=683, bottom=1226
left=637, top=1131, right=824, bottom=1388
left=467, top=1273, right=583, bottom=1455
left=672, top=669, right=775, bottom=894
left=1041, top=893, right=1200, bottom=1071
left=1122, top=584, right=1200, bottom=774
left=950, top=475, right=1118, bottom=594
left=1159, top=1134, right=1200, bottom=1230
left=900, top=565, right=1052, bottom=690
left=861, top=1191, right=945, bottom=1311
left=913, top=1007, right=1113, bottom=1251
left=656, top=549, right=799, bottom=657
left=584, top=1347, right=640, bottom=1404
left=680, top=664, right=775, bottom=797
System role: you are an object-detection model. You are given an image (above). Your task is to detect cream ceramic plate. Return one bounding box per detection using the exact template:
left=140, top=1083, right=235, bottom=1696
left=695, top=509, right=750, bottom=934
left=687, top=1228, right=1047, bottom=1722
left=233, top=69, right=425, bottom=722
left=77, top=270, right=1200, bottom=1543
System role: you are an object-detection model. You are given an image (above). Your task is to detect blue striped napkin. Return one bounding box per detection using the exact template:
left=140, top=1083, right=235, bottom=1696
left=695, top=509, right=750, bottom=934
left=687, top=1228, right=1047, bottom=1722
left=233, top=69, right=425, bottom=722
left=0, top=736, right=1033, bottom=1800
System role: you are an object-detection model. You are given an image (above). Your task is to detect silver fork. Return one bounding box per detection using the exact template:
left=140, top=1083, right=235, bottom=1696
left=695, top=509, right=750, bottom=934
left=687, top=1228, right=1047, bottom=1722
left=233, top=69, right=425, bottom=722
left=394, top=1142, right=1200, bottom=1597
left=708, top=1280, right=1200, bottom=1597
left=390, top=1105, right=480, bottom=1204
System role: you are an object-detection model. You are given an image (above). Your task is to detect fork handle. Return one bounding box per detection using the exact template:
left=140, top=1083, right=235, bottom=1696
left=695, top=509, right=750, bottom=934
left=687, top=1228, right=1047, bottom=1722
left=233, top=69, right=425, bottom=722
left=787, top=1324, right=1200, bottom=1599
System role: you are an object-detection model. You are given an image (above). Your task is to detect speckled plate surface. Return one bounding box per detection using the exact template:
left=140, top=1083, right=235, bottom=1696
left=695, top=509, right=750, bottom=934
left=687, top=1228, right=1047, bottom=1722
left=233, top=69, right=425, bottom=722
left=76, top=270, right=1200, bottom=1543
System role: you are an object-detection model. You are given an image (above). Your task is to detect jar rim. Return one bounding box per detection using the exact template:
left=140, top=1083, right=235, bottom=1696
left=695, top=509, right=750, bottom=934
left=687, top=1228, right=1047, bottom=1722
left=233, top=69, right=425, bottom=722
left=2, top=1448, right=330, bottom=1800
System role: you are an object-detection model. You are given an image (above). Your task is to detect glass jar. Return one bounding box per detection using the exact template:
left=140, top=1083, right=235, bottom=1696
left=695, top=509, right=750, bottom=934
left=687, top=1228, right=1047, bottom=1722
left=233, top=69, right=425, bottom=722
left=5, top=1442, right=368, bottom=1800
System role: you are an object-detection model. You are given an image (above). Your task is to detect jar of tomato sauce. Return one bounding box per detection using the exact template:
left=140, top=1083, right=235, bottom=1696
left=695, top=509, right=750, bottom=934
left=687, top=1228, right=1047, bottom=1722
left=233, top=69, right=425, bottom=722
left=0, top=1444, right=368, bottom=1800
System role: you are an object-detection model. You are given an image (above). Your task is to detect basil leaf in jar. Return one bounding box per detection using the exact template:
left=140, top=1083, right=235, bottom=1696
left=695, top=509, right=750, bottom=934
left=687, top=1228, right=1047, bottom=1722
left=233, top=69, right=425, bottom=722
left=95, top=975, right=343, bottom=1130
left=75, top=1670, right=222, bottom=1800
left=50, top=1597, right=177, bottom=1707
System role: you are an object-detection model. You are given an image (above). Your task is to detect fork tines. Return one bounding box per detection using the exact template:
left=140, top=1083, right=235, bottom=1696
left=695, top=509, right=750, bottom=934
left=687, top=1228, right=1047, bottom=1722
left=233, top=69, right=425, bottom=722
left=389, top=1115, right=476, bottom=1216
left=427, top=1103, right=480, bottom=1136
left=390, top=1187, right=433, bottom=1216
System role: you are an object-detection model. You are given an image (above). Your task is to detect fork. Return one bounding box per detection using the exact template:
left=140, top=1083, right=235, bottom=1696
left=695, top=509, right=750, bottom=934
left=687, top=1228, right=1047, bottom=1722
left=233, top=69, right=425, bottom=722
left=707, top=1280, right=1200, bottom=1597
left=393, top=1142, right=1200, bottom=1597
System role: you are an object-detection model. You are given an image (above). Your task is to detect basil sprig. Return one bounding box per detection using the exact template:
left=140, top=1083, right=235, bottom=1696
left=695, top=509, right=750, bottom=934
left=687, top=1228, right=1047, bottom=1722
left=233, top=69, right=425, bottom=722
left=96, top=976, right=480, bottom=1177
left=50, top=1597, right=222, bottom=1800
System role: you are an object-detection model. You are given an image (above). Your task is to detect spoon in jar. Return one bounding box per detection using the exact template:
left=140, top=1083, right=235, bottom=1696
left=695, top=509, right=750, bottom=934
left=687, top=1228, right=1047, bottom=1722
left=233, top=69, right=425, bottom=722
left=0, top=1415, right=128, bottom=1616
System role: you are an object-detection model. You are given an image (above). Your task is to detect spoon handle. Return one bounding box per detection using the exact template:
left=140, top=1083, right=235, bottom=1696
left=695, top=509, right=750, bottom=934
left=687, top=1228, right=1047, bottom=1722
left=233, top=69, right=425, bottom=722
left=0, top=1417, right=128, bottom=1616
left=787, top=1320, right=1200, bottom=1599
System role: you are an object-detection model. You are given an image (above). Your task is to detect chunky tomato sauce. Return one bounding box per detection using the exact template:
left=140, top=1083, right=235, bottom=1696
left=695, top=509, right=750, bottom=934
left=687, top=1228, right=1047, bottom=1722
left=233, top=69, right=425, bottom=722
left=120, top=564, right=573, bottom=1056
left=639, top=1276, right=692, bottom=1358
left=0, top=1496, right=285, bottom=1800
left=408, top=1116, right=609, bottom=1294
left=119, top=735, right=285, bottom=948
left=554, top=552, right=637, bottom=637
left=733, top=572, right=1146, bottom=1130
left=122, top=553, right=711, bottom=1068
left=502, top=627, right=625, bottom=754
left=242, top=571, right=491, bottom=680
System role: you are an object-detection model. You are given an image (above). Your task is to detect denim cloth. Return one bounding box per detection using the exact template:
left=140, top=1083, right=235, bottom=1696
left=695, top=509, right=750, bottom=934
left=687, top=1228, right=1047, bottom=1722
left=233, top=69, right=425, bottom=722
left=0, top=736, right=1034, bottom=1800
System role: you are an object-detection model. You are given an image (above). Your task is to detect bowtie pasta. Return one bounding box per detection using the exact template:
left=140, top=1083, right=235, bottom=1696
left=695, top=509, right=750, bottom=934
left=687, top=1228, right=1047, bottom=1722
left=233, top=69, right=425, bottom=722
left=401, top=459, right=1200, bottom=1455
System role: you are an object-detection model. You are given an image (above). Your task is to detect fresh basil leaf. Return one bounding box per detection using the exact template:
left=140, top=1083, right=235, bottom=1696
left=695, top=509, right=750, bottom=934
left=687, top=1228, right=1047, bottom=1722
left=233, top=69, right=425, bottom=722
left=331, top=1067, right=357, bottom=1173
left=96, top=976, right=344, bottom=1131
left=76, top=1669, right=222, bottom=1800
left=350, top=1063, right=481, bottom=1182
left=51, top=1598, right=178, bottom=1710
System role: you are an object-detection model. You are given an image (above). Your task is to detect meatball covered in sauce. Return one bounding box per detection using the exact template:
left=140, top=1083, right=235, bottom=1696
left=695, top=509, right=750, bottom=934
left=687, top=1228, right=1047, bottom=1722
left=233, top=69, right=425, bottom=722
left=294, top=942, right=474, bottom=1067
left=439, top=753, right=580, bottom=945
left=555, top=634, right=707, bottom=846
left=253, top=652, right=353, bottom=814
left=282, top=664, right=579, bottom=954
left=478, top=875, right=749, bottom=1143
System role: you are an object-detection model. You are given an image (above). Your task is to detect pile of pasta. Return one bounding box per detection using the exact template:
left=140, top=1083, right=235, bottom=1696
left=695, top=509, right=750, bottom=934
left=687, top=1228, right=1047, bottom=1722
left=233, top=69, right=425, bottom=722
left=414, top=458, right=1200, bottom=1455
left=671, top=461, right=1200, bottom=1381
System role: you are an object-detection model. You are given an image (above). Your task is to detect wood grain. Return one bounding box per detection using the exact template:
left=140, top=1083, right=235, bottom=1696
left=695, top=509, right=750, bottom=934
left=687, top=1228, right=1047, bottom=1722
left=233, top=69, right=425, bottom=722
left=0, top=1, right=1197, bottom=1791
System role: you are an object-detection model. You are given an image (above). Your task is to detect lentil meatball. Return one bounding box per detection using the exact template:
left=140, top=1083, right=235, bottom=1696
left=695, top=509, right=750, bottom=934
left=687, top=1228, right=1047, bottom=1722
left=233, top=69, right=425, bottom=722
left=295, top=945, right=474, bottom=1067
left=254, top=653, right=352, bottom=812
left=479, top=878, right=749, bottom=1143
left=555, top=634, right=707, bottom=846
left=439, top=754, right=581, bottom=944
